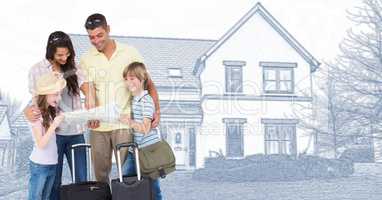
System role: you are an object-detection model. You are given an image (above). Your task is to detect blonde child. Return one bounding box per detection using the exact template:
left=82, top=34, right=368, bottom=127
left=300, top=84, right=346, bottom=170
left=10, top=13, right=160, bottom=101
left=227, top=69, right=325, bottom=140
left=120, top=62, right=163, bottom=200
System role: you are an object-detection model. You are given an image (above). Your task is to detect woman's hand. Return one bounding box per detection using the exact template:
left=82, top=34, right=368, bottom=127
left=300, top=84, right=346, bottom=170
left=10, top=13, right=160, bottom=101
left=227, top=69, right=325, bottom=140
left=24, top=105, right=41, bottom=122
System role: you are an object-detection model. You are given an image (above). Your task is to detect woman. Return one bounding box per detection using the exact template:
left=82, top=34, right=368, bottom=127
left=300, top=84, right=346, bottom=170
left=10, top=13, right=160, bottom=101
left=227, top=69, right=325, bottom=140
left=25, top=31, right=97, bottom=200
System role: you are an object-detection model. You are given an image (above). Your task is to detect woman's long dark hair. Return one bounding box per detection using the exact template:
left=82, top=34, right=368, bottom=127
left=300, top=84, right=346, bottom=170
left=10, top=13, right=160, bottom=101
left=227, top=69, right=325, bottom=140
left=46, top=31, right=80, bottom=96
left=37, top=95, right=60, bottom=131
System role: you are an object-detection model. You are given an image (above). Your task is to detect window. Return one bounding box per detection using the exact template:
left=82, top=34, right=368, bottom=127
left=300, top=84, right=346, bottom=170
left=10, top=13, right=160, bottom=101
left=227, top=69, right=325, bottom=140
left=225, top=66, right=243, bottom=93
left=264, top=124, right=296, bottom=155
left=168, top=68, right=182, bottom=77
left=223, top=118, right=247, bottom=157
left=261, top=62, right=296, bottom=94
left=223, top=60, right=245, bottom=94
left=263, top=68, right=293, bottom=93
left=189, top=127, right=196, bottom=166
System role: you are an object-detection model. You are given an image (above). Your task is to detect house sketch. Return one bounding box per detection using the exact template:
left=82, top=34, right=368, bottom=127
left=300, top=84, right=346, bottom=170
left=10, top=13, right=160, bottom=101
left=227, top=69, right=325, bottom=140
left=70, top=3, right=320, bottom=169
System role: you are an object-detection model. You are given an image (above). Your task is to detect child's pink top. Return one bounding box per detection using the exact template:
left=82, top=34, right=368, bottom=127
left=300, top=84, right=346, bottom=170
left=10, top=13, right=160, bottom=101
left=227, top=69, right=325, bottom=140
left=29, top=118, right=58, bottom=165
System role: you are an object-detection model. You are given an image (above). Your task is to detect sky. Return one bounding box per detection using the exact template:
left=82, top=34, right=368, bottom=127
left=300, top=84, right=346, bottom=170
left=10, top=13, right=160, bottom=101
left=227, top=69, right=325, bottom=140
left=0, top=0, right=361, bottom=107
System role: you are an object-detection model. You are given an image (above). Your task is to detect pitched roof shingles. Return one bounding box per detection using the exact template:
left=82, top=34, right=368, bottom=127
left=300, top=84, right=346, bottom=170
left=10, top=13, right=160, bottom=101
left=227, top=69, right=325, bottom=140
left=70, top=35, right=215, bottom=117
left=70, top=34, right=216, bottom=90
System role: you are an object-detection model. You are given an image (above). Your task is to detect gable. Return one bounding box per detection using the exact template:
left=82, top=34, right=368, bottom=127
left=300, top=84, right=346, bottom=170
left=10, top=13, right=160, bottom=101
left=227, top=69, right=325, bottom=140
left=194, top=2, right=320, bottom=76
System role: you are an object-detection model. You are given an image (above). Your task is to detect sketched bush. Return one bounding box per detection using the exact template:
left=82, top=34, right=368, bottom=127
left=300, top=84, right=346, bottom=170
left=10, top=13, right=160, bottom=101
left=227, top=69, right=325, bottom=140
left=339, top=148, right=374, bottom=163
left=298, top=155, right=353, bottom=178
left=193, top=154, right=353, bottom=182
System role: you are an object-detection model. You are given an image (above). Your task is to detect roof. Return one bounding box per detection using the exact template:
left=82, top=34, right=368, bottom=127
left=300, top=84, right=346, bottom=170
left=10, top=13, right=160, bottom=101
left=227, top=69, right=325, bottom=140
left=194, top=2, right=320, bottom=75
left=70, top=34, right=216, bottom=91
left=160, top=100, right=202, bottom=117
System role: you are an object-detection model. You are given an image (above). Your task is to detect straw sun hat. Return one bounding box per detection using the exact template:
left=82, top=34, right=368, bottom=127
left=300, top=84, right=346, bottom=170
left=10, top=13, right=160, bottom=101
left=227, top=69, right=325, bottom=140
left=34, top=72, right=67, bottom=95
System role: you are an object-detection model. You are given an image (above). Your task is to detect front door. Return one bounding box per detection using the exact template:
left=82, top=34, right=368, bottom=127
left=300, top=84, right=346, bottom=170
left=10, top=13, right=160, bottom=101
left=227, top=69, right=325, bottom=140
left=173, top=131, right=187, bottom=166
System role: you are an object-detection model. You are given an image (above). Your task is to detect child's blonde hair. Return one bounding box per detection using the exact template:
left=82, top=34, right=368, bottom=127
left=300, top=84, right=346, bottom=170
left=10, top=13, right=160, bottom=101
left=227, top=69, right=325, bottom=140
left=123, top=62, right=149, bottom=89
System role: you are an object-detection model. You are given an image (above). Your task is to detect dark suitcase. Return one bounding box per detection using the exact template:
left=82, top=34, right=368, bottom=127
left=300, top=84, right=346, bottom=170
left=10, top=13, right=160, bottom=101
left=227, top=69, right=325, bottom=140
left=111, top=142, right=154, bottom=200
left=60, top=143, right=112, bottom=200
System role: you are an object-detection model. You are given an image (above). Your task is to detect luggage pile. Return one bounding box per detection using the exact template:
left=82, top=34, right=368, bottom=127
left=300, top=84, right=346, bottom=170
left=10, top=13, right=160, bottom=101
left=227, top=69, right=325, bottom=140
left=59, top=142, right=175, bottom=200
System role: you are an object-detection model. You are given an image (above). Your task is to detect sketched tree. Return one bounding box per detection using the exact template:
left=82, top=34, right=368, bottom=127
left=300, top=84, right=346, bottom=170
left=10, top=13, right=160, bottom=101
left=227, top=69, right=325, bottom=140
left=0, top=90, right=22, bottom=120
left=292, top=0, right=382, bottom=158
left=290, top=67, right=359, bottom=158
left=329, top=0, right=382, bottom=144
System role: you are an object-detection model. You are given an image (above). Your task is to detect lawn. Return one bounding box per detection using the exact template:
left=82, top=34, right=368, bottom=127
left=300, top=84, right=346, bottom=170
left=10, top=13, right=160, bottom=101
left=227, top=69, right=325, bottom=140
left=1, top=163, right=382, bottom=200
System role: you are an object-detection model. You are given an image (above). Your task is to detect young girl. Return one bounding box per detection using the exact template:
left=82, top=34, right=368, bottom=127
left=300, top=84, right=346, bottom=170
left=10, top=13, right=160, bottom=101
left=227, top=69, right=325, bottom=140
left=120, top=62, right=163, bottom=200
left=28, top=72, right=66, bottom=200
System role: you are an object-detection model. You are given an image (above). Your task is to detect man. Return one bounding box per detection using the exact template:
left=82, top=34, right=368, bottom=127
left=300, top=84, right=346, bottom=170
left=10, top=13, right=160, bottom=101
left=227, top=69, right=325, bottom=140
left=80, top=13, right=160, bottom=183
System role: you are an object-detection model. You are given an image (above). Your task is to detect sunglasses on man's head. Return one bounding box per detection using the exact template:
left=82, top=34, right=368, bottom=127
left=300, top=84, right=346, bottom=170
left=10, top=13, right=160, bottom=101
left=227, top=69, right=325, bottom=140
left=86, top=18, right=102, bottom=26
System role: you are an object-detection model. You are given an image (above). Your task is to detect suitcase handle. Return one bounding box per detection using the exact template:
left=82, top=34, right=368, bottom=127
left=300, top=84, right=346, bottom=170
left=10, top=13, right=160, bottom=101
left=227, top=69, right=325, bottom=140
left=71, top=143, right=91, bottom=149
left=116, top=142, right=138, bottom=150
left=116, top=142, right=142, bottom=182
left=71, top=143, right=92, bottom=183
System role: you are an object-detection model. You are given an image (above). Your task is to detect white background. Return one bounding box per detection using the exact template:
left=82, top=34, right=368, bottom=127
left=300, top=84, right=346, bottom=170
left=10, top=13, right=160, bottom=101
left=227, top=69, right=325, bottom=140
left=0, top=0, right=360, bottom=106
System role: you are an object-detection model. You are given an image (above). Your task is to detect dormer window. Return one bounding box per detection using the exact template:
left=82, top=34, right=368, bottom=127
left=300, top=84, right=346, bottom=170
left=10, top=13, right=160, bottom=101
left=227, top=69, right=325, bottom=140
left=168, top=68, right=182, bottom=78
